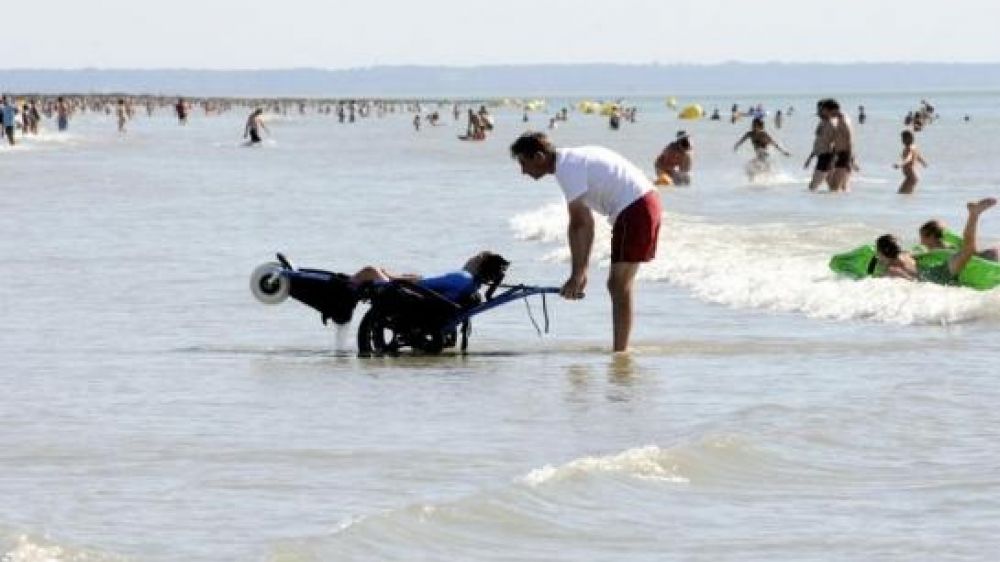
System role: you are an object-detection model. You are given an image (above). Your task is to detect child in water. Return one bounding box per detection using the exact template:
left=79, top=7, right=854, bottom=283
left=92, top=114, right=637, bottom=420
left=894, top=130, right=927, bottom=194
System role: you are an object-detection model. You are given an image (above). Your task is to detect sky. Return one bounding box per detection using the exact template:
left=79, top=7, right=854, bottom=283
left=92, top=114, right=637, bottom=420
left=7, top=0, right=1000, bottom=69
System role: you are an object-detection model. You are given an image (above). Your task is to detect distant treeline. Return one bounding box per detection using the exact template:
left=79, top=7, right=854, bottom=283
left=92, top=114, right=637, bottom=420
left=3, top=63, right=1000, bottom=97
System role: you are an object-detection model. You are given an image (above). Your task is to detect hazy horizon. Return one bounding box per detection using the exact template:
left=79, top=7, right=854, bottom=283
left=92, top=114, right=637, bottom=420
left=6, top=0, right=1000, bottom=68
left=6, top=61, right=1000, bottom=72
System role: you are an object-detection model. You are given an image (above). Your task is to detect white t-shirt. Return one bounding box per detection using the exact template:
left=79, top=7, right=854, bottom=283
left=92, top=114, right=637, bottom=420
left=554, top=146, right=653, bottom=222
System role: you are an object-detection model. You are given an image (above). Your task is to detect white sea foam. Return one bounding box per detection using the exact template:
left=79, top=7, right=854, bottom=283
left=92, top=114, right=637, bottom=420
left=511, top=204, right=1000, bottom=325
left=0, top=534, right=127, bottom=562
left=522, top=445, right=691, bottom=485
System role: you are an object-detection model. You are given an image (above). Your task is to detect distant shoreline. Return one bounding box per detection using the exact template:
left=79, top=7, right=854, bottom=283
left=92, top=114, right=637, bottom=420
left=3, top=63, right=1000, bottom=98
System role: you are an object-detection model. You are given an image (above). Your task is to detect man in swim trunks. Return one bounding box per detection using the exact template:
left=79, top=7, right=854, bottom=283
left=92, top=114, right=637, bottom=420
left=827, top=100, right=857, bottom=192
left=244, top=108, right=269, bottom=145
left=654, top=131, right=693, bottom=186
left=175, top=98, right=188, bottom=125
left=350, top=251, right=509, bottom=302
left=56, top=97, right=70, bottom=131
left=804, top=99, right=836, bottom=191
left=1, top=96, right=18, bottom=146
left=876, top=198, right=996, bottom=284
left=510, top=132, right=662, bottom=352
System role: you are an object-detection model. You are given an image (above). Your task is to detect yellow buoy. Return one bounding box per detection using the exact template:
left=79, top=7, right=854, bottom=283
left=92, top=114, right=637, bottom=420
left=678, top=104, right=704, bottom=120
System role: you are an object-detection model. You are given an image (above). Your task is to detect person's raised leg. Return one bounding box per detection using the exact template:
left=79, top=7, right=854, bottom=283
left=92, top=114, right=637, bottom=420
left=608, top=262, right=640, bottom=353
left=949, top=198, right=997, bottom=275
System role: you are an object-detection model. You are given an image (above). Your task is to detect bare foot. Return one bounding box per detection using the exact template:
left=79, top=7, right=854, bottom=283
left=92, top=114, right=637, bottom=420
left=968, top=198, right=997, bottom=215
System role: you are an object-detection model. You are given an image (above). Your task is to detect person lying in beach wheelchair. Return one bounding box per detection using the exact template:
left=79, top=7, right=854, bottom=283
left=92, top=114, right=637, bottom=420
left=252, top=251, right=554, bottom=356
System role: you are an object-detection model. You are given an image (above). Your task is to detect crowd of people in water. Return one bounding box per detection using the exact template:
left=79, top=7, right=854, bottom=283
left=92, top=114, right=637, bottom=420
left=0, top=91, right=969, bottom=199
left=0, top=90, right=991, bottom=350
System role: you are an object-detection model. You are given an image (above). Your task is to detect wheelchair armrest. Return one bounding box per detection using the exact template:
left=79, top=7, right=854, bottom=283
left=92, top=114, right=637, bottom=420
left=394, top=280, right=465, bottom=313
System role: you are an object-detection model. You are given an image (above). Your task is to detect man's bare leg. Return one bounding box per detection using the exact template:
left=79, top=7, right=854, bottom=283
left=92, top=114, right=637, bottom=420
left=608, top=262, right=641, bottom=353
left=949, top=198, right=997, bottom=275
left=808, top=170, right=828, bottom=191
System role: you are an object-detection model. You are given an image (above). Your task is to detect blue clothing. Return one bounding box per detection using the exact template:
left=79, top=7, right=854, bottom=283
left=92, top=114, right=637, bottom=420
left=417, top=271, right=477, bottom=301
left=1, top=105, right=16, bottom=127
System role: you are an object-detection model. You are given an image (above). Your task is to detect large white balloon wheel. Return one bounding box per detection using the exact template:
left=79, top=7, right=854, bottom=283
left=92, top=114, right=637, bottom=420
left=250, top=262, right=290, bottom=304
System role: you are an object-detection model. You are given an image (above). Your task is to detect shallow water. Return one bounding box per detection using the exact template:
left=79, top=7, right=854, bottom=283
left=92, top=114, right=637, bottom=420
left=2, top=93, right=999, bottom=561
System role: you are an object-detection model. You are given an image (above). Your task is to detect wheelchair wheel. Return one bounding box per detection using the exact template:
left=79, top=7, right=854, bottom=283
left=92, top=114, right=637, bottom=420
left=410, top=330, right=445, bottom=355
left=250, top=262, right=290, bottom=304
left=357, top=308, right=401, bottom=356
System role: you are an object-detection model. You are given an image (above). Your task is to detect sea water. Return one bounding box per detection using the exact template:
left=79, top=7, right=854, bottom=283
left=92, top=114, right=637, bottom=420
left=1, top=92, right=999, bottom=561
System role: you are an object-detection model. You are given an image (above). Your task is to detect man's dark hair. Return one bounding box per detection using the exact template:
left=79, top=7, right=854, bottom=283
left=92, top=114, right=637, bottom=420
left=919, top=220, right=944, bottom=241
left=510, top=132, right=556, bottom=159
left=820, top=98, right=840, bottom=112
left=876, top=234, right=902, bottom=259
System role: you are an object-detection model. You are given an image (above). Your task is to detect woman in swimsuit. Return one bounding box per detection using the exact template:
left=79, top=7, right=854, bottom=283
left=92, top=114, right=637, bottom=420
left=734, top=118, right=790, bottom=179
left=894, top=130, right=927, bottom=194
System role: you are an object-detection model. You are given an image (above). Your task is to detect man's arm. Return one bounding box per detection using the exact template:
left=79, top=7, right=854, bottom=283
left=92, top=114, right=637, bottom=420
left=562, top=199, right=594, bottom=299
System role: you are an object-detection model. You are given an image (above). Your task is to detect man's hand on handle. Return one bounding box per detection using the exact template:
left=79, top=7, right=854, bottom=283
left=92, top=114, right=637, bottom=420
left=560, top=273, right=587, bottom=300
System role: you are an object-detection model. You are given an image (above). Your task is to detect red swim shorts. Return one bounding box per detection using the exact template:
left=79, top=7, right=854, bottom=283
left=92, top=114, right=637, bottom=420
left=611, top=190, right=662, bottom=263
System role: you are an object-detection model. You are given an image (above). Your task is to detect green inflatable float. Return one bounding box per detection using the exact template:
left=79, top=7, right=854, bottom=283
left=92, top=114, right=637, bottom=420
left=829, top=230, right=1000, bottom=290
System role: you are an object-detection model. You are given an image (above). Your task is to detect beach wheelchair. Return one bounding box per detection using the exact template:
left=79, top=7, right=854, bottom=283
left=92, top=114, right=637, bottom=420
left=251, top=253, right=558, bottom=356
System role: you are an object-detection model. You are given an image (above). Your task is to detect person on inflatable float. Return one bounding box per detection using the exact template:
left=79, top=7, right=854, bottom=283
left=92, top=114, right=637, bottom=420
left=919, top=219, right=1000, bottom=263
left=876, top=198, right=996, bottom=284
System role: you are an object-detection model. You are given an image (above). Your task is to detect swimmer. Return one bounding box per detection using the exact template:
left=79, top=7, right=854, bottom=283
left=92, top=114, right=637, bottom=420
left=919, top=219, right=999, bottom=262
left=710, top=107, right=721, bottom=121
left=175, top=97, right=188, bottom=125
left=1, top=96, right=17, bottom=146
left=27, top=101, right=40, bottom=135
left=774, top=109, right=783, bottom=129
left=413, top=114, right=421, bottom=131
left=654, top=131, right=693, bottom=186
left=827, top=99, right=856, bottom=192
left=876, top=198, right=997, bottom=284
left=733, top=117, right=792, bottom=179
left=858, top=105, right=867, bottom=125
left=463, top=109, right=486, bottom=140
left=893, top=130, right=927, bottom=194
left=116, top=99, right=128, bottom=134
left=609, top=107, right=621, bottom=130
left=243, top=108, right=269, bottom=145
left=804, top=99, right=836, bottom=191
